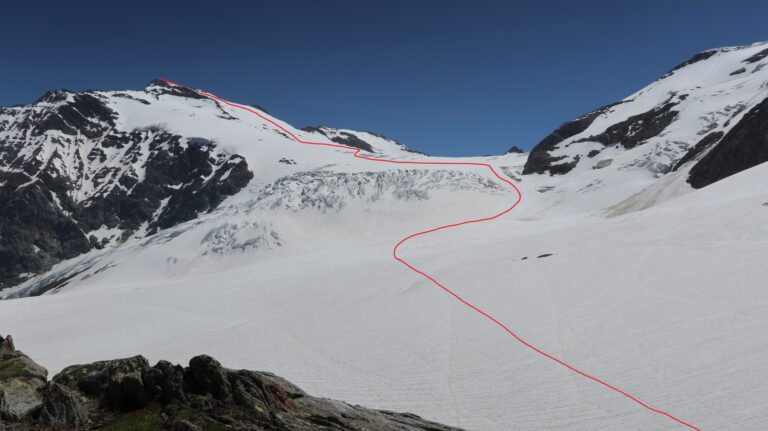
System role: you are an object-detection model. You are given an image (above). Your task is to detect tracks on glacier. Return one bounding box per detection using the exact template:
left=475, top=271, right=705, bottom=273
left=158, top=78, right=701, bottom=431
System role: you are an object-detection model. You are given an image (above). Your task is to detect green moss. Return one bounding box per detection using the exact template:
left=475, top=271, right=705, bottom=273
left=0, top=360, right=36, bottom=380
left=100, top=408, right=165, bottom=431
left=172, top=407, right=238, bottom=431
left=196, top=417, right=231, bottom=431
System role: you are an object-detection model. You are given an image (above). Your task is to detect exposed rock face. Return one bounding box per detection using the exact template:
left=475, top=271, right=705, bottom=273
left=688, top=96, right=768, bottom=188
left=0, top=336, right=463, bottom=430
left=672, top=131, right=724, bottom=171
left=743, top=47, right=768, bottom=64
left=301, top=125, right=375, bottom=152
left=0, top=82, right=253, bottom=291
left=526, top=95, right=682, bottom=177
left=577, top=100, right=679, bottom=149
left=522, top=103, right=617, bottom=175
left=300, top=125, right=427, bottom=155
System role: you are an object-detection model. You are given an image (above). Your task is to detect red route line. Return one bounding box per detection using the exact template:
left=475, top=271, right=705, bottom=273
left=158, top=78, right=701, bottom=431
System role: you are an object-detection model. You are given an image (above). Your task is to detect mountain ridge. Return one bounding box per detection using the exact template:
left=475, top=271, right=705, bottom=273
left=3, top=40, right=768, bottom=292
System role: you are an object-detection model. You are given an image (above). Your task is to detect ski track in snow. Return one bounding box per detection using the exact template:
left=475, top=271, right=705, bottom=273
left=158, top=78, right=702, bottom=431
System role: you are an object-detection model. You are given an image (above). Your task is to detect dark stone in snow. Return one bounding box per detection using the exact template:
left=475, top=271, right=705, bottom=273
left=730, top=67, right=747, bottom=76
left=743, top=47, right=768, bottom=64
left=537, top=253, right=554, bottom=258
left=506, top=146, right=524, bottom=154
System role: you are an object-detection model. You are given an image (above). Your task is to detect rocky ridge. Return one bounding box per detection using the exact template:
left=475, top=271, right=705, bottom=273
left=0, top=335, right=462, bottom=431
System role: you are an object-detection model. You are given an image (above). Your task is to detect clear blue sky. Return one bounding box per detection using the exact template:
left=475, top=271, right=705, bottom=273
left=3, top=1, right=767, bottom=156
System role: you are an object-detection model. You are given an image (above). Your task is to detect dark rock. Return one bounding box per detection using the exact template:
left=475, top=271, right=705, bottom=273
left=580, top=100, right=679, bottom=149
left=146, top=79, right=209, bottom=100
left=54, top=355, right=151, bottom=412
left=587, top=149, right=600, bottom=158
left=141, top=360, right=186, bottom=404
left=173, top=420, right=202, bottom=431
left=506, top=146, right=524, bottom=154
left=672, top=131, right=724, bottom=171
left=37, top=382, right=87, bottom=428
left=0, top=335, right=14, bottom=353
left=688, top=97, right=768, bottom=188
left=730, top=67, right=747, bottom=76
left=0, top=180, right=92, bottom=290
left=301, top=126, right=375, bottom=152
left=116, top=374, right=152, bottom=411
left=1, top=84, right=255, bottom=292
left=522, top=102, right=620, bottom=175
left=249, top=104, right=269, bottom=114
left=1, top=345, right=463, bottom=431
left=743, top=47, right=768, bottom=64
left=185, top=355, right=231, bottom=400
left=537, top=253, right=554, bottom=258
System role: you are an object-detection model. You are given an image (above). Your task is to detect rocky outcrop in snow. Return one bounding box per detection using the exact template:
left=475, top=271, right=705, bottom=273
left=0, top=335, right=462, bottom=431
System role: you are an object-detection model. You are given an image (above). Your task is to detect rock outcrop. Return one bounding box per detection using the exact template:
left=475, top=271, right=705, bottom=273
left=0, top=335, right=462, bottom=430
left=687, top=96, right=768, bottom=188
left=0, top=82, right=254, bottom=292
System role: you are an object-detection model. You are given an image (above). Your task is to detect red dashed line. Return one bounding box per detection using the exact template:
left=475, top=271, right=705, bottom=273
left=158, top=78, right=701, bottom=431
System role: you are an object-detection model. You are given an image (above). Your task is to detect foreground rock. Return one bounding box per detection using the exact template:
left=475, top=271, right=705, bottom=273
left=0, top=335, right=462, bottom=430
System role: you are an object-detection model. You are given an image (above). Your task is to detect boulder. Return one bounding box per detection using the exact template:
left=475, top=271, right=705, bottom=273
left=0, top=349, right=48, bottom=421
left=53, top=355, right=151, bottom=411
left=37, top=382, right=87, bottom=428
left=185, top=355, right=231, bottom=400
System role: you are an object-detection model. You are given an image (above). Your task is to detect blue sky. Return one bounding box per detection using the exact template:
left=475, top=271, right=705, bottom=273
left=3, top=1, right=767, bottom=156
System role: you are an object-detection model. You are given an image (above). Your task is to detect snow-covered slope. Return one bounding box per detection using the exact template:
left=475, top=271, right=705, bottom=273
left=1, top=42, right=768, bottom=430
left=519, top=41, right=768, bottom=218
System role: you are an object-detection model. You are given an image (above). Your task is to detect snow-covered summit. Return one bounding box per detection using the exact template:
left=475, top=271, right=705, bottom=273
left=516, top=40, right=768, bottom=216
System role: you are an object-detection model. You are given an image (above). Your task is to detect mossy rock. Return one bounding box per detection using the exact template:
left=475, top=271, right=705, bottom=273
left=0, top=352, right=47, bottom=383
left=99, top=407, right=165, bottom=431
